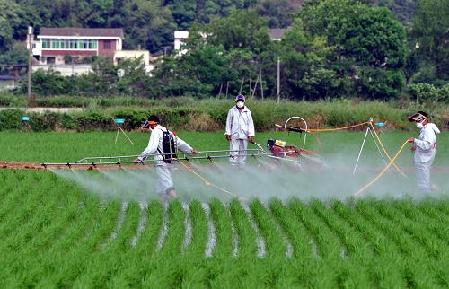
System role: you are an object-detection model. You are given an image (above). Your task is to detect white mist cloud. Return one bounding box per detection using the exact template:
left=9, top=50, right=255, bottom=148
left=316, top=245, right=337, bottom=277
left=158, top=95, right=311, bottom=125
left=52, top=150, right=449, bottom=203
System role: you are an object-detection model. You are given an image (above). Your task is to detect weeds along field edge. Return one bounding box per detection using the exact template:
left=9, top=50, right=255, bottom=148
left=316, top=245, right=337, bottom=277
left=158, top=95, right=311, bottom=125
left=2, top=170, right=449, bottom=288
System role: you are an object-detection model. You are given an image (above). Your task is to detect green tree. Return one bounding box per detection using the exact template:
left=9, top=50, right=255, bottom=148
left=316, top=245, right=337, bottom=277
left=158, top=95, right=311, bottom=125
left=108, top=0, right=175, bottom=52
left=271, top=20, right=338, bottom=100
left=27, top=69, right=72, bottom=96
left=299, top=0, right=408, bottom=99
left=411, top=0, right=449, bottom=80
left=150, top=45, right=239, bottom=98
left=255, top=0, right=302, bottom=28
left=116, top=57, right=151, bottom=96
left=0, top=0, right=25, bottom=51
left=205, top=10, right=270, bottom=52
left=0, top=44, right=28, bottom=65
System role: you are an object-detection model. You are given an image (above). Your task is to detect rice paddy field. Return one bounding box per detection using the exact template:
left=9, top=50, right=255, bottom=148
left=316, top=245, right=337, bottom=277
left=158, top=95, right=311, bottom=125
left=1, top=130, right=449, bottom=288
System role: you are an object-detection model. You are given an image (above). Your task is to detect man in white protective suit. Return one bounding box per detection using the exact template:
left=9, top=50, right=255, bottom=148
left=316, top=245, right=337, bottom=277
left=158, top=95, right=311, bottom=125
left=136, top=115, right=196, bottom=200
left=407, top=111, right=440, bottom=194
left=224, top=94, right=255, bottom=165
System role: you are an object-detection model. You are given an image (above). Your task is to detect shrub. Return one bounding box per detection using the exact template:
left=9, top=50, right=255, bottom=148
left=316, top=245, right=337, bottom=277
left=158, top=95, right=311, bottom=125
left=0, top=109, right=23, bottom=130
left=0, top=99, right=443, bottom=132
left=408, top=83, right=441, bottom=103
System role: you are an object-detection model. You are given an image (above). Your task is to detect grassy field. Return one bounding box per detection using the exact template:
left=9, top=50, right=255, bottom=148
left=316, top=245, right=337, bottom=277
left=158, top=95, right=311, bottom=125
left=0, top=130, right=442, bottom=158
left=1, top=130, right=449, bottom=288
left=0, top=130, right=448, bottom=165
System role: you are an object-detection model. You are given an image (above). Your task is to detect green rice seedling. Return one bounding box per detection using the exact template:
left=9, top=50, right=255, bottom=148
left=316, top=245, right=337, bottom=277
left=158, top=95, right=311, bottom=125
left=111, top=201, right=141, bottom=251
left=158, top=200, right=185, bottom=256
left=1, top=202, right=61, bottom=285
left=289, top=259, right=337, bottom=288
left=103, top=201, right=163, bottom=288
left=249, top=199, right=285, bottom=259
left=268, top=199, right=313, bottom=259
left=0, top=188, right=59, bottom=253
left=336, top=200, right=399, bottom=257
left=390, top=200, right=449, bottom=259
left=209, top=198, right=233, bottom=257
left=435, top=201, right=449, bottom=217
left=369, top=257, right=407, bottom=289
left=20, top=184, right=83, bottom=252
left=289, top=199, right=342, bottom=260
left=184, top=200, right=208, bottom=257
left=43, top=201, right=122, bottom=284
left=61, top=201, right=121, bottom=286
left=415, top=201, right=449, bottom=252
left=80, top=202, right=141, bottom=287
left=401, top=258, right=443, bottom=289
left=334, top=262, right=373, bottom=289
left=312, top=200, right=372, bottom=259
left=0, top=183, right=40, bottom=238
left=355, top=200, right=414, bottom=257
left=0, top=172, right=52, bottom=234
left=434, top=258, right=449, bottom=288
left=134, top=200, right=164, bottom=255
left=371, top=200, right=436, bottom=258
left=229, top=199, right=258, bottom=258
left=32, top=199, right=104, bottom=287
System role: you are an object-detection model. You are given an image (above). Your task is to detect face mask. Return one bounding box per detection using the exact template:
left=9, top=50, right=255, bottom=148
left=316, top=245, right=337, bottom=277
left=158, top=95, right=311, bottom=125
left=416, top=122, right=424, bottom=128
left=236, top=101, right=244, bottom=109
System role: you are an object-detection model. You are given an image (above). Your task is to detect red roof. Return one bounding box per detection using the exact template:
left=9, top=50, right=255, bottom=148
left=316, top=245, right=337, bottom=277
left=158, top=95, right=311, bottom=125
left=39, top=28, right=124, bottom=38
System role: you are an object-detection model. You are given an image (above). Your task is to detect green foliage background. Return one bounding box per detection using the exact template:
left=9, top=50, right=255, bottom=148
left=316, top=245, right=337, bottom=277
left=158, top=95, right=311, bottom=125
left=2, top=0, right=449, bottom=102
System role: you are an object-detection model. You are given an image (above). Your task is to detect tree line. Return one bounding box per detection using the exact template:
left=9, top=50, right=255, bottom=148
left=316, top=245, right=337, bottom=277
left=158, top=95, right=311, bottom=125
left=3, top=0, right=449, bottom=101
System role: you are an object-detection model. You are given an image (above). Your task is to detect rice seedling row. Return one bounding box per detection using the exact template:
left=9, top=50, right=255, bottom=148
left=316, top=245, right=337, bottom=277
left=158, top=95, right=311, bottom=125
left=3, top=170, right=449, bottom=288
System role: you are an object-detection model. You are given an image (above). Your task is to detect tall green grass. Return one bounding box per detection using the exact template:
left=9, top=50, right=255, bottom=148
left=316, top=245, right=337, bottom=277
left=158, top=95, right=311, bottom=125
left=1, top=95, right=448, bottom=131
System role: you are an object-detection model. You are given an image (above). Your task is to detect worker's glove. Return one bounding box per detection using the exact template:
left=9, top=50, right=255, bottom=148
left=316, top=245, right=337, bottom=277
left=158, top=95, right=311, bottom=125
left=225, top=134, right=232, bottom=141
left=248, top=136, right=255, bottom=144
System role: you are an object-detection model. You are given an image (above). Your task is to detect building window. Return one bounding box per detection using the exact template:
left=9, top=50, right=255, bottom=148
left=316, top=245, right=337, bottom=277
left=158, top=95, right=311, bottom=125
left=88, top=40, right=97, bottom=49
left=76, top=40, right=86, bottom=49
left=47, top=57, right=56, bottom=64
left=41, top=39, right=50, bottom=48
left=41, top=38, right=99, bottom=50
left=68, top=40, right=76, bottom=49
left=51, top=40, right=59, bottom=49
left=103, top=40, right=111, bottom=49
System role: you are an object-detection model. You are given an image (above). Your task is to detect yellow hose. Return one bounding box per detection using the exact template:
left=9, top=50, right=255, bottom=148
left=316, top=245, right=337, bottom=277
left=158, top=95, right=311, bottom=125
left=305, top=121, right=370, bottom=133
left=368, top=122, right=407, bottom=177
left=354, top=140, right=409, bottom=197
left=178, top=161, right=239, bottom=199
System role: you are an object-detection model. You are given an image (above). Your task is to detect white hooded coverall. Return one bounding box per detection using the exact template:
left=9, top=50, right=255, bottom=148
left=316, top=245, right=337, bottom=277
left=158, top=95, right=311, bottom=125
left=225, top=106, right=255, bottom=165
left=137, top=125, right=193, bottom=195
left=413, top=123, right=440, bottom=193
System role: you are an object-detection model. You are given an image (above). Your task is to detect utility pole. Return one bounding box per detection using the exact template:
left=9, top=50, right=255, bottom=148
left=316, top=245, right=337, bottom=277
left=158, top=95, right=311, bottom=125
left=276, top=57, right=280, bottom=103
left=259, top=67, right=263, bottom=100
left=27, top=26, right=33, bottom=100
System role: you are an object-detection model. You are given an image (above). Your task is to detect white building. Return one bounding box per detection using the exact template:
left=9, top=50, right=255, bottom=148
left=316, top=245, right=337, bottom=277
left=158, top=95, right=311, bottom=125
left=28, top=27, right=155, bottom=75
